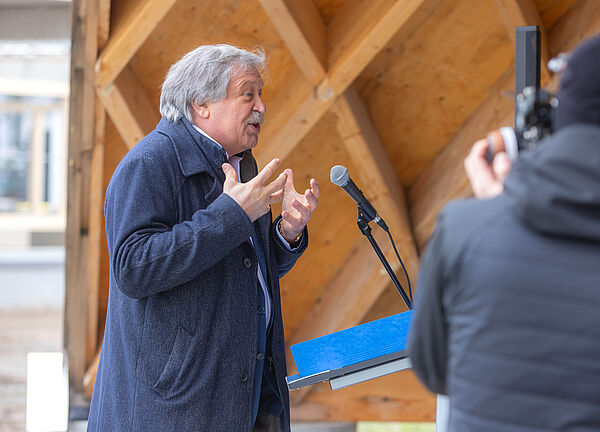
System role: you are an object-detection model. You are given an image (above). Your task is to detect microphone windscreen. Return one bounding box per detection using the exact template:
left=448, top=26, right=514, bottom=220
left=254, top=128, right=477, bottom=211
left=330, top=165, right=350, bottom=186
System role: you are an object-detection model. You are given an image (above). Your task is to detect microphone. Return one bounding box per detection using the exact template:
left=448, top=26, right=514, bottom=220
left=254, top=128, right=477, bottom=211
left=330, top=165, right=388, bottom=231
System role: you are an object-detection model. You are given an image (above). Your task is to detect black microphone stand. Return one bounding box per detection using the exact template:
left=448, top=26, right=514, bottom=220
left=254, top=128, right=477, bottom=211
left=357, top=208, right=412, bottom=310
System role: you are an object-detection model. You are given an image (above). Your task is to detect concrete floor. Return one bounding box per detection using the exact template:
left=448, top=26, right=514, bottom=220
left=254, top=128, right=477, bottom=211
left=0, top=309, right=63, bottom=432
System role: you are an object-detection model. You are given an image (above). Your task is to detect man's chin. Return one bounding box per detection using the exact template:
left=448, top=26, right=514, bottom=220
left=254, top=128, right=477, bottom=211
left=247, top=136, right=259, bottom=148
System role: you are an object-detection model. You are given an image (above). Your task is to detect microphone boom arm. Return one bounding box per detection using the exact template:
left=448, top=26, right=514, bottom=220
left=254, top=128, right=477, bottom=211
left=357, top=209, right=413, bottom=310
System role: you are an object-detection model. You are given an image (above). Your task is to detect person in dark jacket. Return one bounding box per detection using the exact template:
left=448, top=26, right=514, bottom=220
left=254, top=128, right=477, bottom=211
left=87, top=44, right=319, bottom=432
left=408, top=34, right=600, bottom=431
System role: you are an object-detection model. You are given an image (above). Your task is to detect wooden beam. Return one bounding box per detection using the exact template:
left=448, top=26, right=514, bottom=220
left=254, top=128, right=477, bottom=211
left=95, top=0, right=178, bottom=88
left=97, top=0, right=111, bottom=51
left=492, top=0, right=550, bottom=83
left=409, top=0, right=600, bottom=250
left=325, top=0, right=426, bottom=96
left=65, top=0, right=98, bottom=393
left=409, top=68, right=514, bottom=250
left=334, top=87, right=416, bottom=258
left=291, top=370, right=435, bottom=422
left=333, top=86, right=419, bottom=286
left=86, top=98, right=106, bottom=372
left=97, top=65, right=160, bottom=149
left=258, top=0, right=327, bottom=85
left=288, top=87, right=419, bottom=405
left=256, top=0, right=430, bottom=167
left=547, top=0, right=600, bottom=55
left=83, top=347, right=101, bottom=400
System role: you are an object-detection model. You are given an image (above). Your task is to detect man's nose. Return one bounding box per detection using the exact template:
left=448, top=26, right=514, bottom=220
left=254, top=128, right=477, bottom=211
left=254, top=95, right=266, bottom=114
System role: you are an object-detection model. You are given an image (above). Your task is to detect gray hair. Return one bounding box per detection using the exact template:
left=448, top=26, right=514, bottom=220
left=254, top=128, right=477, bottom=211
left=159, top=44, right=267, bottom=123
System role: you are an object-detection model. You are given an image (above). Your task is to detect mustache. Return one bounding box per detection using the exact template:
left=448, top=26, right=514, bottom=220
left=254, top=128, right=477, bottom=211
left=246, top=111, right=264, bottom=125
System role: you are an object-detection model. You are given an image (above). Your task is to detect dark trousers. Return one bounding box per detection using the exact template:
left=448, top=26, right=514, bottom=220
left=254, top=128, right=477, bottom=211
left=253, top=415, right=280, bottom=432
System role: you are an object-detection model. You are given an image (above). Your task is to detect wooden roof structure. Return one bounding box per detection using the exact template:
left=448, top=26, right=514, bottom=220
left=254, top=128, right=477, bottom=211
left=65, top=0, right=600, bottom=422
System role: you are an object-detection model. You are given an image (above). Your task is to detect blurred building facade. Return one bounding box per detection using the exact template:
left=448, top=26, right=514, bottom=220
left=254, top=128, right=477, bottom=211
left=0, top=0, right=71, bottom=248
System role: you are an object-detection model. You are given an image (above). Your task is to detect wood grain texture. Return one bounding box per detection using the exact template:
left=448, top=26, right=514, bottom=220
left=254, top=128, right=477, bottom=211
left=95, top=0, right=178, bottom=88
left=492, top=0, right=551, bottom=83
left=256, top=0, right=430, bottom=168
left=409, top=0, right=600, bottom=250
left=258, top=0, right=327, bottom=85
left=547, top=0, right=600, bottom=54
left=292, top=370, right=435, bottom=422
left=535, top=0, right=580, bottom=30
left=97, top=65, right=160, bottom=149
left=97, top=0, right=111, bottom=50
left=86, top=99, right=105, bottom=371
left=355, top=0, right=513, bottom=187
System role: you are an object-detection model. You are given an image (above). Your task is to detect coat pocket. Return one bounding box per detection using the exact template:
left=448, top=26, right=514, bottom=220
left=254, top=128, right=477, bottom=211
left=152, top=325, right=193, bottom=399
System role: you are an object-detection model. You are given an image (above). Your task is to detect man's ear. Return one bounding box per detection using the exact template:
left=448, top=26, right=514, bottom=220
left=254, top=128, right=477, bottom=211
left=192, top=102, right=210, bottom=120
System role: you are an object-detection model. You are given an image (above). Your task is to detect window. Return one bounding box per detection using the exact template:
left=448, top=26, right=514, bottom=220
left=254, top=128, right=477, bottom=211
left=0, top=95, right=66, bottom=215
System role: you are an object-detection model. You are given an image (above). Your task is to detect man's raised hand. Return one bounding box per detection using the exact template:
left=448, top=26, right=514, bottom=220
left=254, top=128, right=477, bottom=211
left=279, top=169, right=320, bottom=243
left=222, top=158, right=287, bottom=222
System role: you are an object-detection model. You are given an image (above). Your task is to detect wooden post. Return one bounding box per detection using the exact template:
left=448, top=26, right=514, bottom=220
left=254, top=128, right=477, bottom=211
left=64, top=0, right=99, bottom=392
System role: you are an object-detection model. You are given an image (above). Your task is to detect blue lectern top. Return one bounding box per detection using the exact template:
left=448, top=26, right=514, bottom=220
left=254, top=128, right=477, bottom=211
left=286, top=310, right=413, bottom=390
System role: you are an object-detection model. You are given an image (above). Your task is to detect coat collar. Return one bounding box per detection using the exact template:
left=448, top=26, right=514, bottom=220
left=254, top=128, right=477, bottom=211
left=156, top=116, right=228, bottom=179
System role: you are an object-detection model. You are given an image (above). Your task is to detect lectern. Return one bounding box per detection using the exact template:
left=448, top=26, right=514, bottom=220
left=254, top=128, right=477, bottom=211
left=286, top=310, right=413, bottom=391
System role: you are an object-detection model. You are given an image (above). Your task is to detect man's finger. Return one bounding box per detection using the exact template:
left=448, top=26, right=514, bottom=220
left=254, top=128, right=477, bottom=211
left=281, top=210, right=299, bottom=227
left=283, top=169, right=295, bottom=193
left=254, top=158, right=280, bottom=185
left=265, top=171, right=287, bottom=195
left=269, top=189, right=284, bottom=203
left=291, top=199, right=311, bottom=219
left=222, top=163, right=238, bottom=184
left=310, top=178, right=320, bottom=198
left=304, top=190, right=318, bottom=209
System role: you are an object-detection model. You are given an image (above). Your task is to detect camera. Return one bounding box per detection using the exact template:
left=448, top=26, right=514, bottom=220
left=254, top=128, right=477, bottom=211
left=486, top=86, right=558, bottom=162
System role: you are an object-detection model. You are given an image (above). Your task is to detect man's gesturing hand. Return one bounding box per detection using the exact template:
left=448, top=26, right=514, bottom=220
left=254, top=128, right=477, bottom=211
left=279, top=169, right=320, bottom=243
left=222, top=158, right=287, bottom=222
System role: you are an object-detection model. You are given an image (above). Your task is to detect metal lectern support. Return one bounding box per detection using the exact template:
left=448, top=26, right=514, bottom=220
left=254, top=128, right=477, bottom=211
left=356, top=209, right=412, bottom=310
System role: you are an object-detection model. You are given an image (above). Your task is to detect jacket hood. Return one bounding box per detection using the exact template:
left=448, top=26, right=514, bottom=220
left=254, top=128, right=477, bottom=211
left=503, top=124, right=600, bottom=241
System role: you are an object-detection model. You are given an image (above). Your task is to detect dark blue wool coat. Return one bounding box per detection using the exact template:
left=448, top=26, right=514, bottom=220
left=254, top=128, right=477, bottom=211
left=87, top=117, right=307, bottom=432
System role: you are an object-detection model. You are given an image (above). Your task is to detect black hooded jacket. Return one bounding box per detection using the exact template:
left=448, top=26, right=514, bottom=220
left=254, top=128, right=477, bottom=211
left=408, top=125, right=600, bottom=431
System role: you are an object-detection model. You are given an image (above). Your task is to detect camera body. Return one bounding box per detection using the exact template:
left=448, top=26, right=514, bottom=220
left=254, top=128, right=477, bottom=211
left=486, top=86, right=558, bottom=162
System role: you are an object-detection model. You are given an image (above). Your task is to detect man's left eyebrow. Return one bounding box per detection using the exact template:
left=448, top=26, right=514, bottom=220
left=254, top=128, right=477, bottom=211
left=239, top=79, right=263, bottom=88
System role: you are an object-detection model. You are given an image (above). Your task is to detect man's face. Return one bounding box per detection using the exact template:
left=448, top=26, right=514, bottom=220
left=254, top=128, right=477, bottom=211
left=199, top=67, right=266, bottom=156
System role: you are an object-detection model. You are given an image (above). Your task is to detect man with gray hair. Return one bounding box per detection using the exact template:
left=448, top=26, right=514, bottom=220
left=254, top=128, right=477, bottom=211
left=87, top=44, right=319, bottom=432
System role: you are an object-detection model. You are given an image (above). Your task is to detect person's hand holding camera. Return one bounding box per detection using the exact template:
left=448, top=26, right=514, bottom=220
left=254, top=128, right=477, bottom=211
left=464, top=133, right=512, bottom=199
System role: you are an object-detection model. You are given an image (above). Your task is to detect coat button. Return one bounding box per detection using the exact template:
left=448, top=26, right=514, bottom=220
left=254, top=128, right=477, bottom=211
left=240, top=372, right=249, bottom=382
left=243, top=257, right=252, bottom=268
left=257, top=353, right=265, bottom=360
